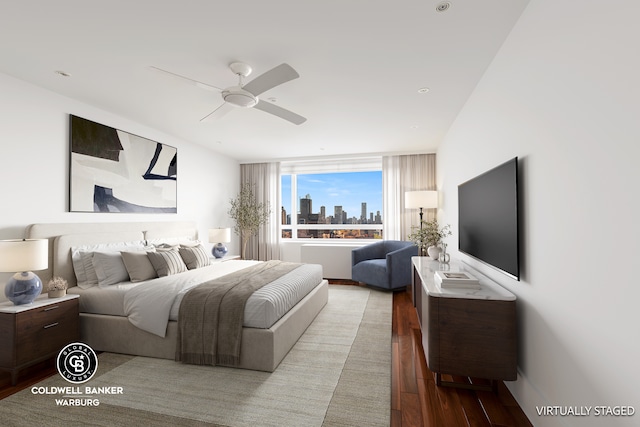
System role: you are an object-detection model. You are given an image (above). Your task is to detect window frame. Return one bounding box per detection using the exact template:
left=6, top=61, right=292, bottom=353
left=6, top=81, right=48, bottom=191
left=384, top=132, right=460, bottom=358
left=280, top=157, right=383, bottom=242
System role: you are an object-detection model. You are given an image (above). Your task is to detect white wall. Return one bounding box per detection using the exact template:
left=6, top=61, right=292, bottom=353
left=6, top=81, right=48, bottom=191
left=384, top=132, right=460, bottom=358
left=0, top=72, right=240, bottom=295
left=437, top=1, right=640, bottom=425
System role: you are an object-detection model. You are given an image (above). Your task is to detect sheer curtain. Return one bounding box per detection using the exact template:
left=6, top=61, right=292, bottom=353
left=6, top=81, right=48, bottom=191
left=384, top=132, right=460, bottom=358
left=240, top=162, right=281, bottom=261
left=382, top=153, right=437, bottom=241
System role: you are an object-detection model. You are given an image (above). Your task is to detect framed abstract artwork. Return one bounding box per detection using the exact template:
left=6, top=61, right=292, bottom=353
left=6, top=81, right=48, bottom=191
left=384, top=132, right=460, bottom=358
left=69, top=115, right=177, bottom=213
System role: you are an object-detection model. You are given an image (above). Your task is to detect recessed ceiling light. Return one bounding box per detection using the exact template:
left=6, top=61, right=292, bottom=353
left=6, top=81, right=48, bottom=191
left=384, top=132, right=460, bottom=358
left=54, top=70, right=71, bottom=77
left=417, top=87, right=430, bottom=94
left=436, top=1, right=451, bottom=12
left=410, top=125, right=420, bottom=129
left=267, top=97, right=277, bottom=103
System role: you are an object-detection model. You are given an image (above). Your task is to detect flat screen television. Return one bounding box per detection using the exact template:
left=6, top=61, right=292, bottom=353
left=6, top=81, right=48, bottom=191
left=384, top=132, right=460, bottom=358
left=458, top=157, right=520, bottom=280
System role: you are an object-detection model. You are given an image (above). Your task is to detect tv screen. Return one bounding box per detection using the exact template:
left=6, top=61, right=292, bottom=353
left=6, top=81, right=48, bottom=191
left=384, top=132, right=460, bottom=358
left=458, top=157, right=520, bottom=280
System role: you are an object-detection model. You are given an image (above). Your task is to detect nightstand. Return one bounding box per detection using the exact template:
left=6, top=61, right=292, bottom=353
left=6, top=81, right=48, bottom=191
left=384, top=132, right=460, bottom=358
left=0, top=294, right=79, bottom=385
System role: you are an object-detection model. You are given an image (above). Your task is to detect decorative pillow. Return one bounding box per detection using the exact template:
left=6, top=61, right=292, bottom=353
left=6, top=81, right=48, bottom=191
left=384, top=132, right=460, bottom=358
left=92, top=252, right=130, bottom=287
left=121, top=250, right=158, bottom=282
left=147, top=249, right=188, bottom=277
left=71, top=240, right=145, bottom=288
left=178, top=244, right=211, bottom=270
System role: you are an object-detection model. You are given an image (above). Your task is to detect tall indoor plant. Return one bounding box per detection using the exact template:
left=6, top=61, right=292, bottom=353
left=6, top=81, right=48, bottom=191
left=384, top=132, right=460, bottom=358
left=408, top=219, right=452, bottom=259
left=228, top=183, right=271, bottom=260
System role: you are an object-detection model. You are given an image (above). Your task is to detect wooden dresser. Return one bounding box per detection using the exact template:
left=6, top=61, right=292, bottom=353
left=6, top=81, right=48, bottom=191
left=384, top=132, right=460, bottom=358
left=412, top=257, right=517, bottom=389
left=0, top=294, right=79, bottom=385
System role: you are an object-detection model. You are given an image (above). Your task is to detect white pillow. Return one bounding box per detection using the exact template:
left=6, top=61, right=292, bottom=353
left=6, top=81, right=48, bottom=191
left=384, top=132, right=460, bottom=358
left=92, top=252, right=130, bottom=287
left=71, top=250, right=99, bottom=289
left=71, top=240, right=145, bottom=288
left=146, top=236, right=196, bottom=246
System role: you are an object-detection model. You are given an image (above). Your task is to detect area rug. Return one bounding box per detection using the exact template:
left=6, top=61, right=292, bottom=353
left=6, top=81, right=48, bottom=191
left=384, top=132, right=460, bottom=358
left=0, top=285, right=391, bottom=427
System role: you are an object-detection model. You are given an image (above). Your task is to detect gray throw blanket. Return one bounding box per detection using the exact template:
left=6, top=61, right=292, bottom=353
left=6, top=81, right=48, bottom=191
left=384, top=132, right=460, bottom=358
left=176, top=260, right=301, bottom=366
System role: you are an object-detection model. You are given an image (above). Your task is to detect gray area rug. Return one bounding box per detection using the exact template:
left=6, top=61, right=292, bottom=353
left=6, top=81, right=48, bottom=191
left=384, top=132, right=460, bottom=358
left=0, top=285, right=391, bottom=427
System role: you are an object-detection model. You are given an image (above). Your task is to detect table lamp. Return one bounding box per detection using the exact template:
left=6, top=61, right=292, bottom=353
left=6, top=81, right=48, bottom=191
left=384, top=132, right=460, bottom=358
left=209, top=228, right=231, bottom=258
left=0, top=239, right=49, bottom=305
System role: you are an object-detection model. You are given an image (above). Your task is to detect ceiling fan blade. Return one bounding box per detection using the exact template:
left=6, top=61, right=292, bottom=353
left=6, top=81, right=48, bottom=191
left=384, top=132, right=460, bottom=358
left=242, top=63, right=299, bottom=96
left=148, top=66, right=223, bottom=92
left=254, top=100, right=306, bottom=125
left=200, top=102, right=234, bottom=122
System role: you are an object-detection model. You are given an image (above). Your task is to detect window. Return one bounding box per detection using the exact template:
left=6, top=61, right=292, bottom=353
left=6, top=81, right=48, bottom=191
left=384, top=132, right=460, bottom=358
left=280, top=158, right=383, bottom=240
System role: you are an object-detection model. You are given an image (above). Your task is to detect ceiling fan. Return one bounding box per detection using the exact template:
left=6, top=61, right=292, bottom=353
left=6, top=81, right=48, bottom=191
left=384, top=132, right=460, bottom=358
left=150, top=62, right=306, bottom=125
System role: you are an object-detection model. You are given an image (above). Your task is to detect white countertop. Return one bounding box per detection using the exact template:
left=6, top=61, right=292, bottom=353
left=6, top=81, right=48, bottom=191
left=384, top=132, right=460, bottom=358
left=412, top=256, right=516, bottom=301
left=0, top=293, right=79, bottom=313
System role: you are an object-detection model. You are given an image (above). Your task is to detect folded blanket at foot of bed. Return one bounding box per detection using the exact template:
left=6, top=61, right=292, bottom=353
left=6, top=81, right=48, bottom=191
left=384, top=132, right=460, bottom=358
left=176, top=260, right=302, bottom=366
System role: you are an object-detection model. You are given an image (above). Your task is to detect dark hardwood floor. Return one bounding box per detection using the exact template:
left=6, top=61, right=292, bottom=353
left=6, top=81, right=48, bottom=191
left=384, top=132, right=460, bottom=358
left=390, top=285, right=532, bottom=427
left=1, top=283, right=532, bottom=426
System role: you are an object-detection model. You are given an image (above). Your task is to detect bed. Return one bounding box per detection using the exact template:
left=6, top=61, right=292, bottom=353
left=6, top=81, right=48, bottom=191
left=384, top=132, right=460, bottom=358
left=26, top=221, right=328, bottom=372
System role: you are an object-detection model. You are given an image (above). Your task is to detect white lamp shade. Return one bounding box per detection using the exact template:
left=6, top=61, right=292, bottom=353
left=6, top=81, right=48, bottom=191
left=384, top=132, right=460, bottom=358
left=0, top=239, right=49, bottom=272
left=405, top=191, right=438, bottom=209
left=208, top=228, right=231, bottom=243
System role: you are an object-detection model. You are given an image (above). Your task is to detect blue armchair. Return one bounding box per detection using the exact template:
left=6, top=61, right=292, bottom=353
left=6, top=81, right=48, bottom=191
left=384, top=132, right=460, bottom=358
left=351, top=240, right=418, bottom=290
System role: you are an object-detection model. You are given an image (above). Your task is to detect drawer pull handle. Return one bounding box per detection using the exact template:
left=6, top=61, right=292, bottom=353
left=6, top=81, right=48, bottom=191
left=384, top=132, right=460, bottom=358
left=44, top=322, right=59, bottom=329
left=44, top=306, right=59, bottom=312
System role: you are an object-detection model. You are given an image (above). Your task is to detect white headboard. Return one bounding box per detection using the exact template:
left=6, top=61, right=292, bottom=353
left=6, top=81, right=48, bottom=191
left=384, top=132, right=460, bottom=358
left=26, top=221, right=197, bottom=287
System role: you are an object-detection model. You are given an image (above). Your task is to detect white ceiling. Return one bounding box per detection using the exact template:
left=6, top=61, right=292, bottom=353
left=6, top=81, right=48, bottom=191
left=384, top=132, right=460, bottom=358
left=0, top=0, right=529, bottom=162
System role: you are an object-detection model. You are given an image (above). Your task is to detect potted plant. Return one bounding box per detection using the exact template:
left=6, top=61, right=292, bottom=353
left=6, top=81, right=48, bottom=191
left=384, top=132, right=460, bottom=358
left=47, top=276, right=68, bottom=298
left=408, top=219, right=452, bottom=259
left=228, top=183, right=271, bottom=260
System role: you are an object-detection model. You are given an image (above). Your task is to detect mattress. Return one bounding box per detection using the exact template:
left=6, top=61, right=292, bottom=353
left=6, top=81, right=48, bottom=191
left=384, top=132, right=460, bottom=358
left=69, top=260, right=323, bottom=329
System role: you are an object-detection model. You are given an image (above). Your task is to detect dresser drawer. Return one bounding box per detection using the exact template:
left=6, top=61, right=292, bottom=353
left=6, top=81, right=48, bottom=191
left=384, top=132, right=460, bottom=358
left=15, top=298, right=79, bottom=366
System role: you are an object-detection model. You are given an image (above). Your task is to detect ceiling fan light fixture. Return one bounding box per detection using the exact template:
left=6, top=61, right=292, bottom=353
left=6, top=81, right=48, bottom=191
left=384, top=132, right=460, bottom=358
left=222, top=87, right=258, bottom=108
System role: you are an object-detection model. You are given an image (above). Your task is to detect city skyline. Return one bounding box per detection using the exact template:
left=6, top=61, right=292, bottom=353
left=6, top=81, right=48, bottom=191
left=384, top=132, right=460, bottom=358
left=281, top=171, right=383, bottom=222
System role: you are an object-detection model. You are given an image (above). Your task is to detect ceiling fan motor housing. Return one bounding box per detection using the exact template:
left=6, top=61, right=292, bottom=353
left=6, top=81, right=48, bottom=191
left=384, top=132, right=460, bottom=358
left=222, top=86, right=258, bottom=108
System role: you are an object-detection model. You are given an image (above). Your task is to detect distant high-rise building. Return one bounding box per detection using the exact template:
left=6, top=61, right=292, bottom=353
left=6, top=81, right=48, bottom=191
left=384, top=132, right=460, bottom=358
left=281, top=206, right=288, bottom=225
left=299, top=194, right=312, bottom=224
left=361, top=202, right=367, bottom=223
left=334, top=206, right=343, bottom=224
left=375, top=210, right=382, bottom=224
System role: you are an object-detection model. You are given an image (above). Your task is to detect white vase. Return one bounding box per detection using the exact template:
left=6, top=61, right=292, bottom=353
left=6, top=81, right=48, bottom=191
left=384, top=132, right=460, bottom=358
left=427, top=245, right=441, bottom=260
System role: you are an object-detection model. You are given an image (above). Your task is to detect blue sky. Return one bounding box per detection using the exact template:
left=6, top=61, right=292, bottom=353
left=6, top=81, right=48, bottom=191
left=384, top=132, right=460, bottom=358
left=282, top=171, right=382, bottom=220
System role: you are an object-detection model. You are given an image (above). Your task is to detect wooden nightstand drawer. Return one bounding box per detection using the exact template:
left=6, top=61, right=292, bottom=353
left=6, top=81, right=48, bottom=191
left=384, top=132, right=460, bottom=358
left=0, top=294, right=79, bottom=385
left=15, top=299, right=79, bottom=366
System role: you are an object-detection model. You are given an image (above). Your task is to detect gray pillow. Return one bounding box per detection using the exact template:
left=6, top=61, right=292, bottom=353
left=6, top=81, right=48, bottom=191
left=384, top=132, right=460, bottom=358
left=178, top=244, right=211, bottom=270
left=121, top=251, right=158, bottom=282
left=147, top=249, right=188, bottom=277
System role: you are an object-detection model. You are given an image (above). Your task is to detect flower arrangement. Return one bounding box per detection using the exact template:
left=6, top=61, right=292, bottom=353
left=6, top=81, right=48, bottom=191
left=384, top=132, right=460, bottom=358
left=47, top=277, right=68, bottom=297
left=407, top=219, right=452, bottom=252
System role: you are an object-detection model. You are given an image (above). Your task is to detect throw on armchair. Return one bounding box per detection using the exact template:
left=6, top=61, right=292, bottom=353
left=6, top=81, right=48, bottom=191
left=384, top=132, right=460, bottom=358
left=351, top=240, right=418, bottom=290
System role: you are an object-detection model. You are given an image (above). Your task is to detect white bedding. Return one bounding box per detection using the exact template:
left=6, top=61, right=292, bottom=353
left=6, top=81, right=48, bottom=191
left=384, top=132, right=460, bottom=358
left=69, top=260, right=323, bottom=337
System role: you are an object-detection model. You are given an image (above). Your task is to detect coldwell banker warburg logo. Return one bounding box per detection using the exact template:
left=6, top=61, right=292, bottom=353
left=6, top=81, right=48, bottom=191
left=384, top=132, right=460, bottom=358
left=31, top=342, right=124, bottom=407
left=57, top=342, right=98, bottom=383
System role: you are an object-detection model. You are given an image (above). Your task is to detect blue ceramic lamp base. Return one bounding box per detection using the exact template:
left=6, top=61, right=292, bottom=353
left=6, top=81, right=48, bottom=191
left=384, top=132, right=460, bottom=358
left=212, top=243, right=228, bottom=259
left=5, top=271, right=43, bottom=305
